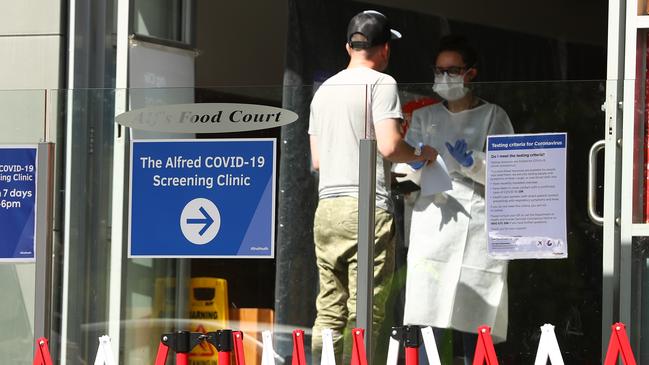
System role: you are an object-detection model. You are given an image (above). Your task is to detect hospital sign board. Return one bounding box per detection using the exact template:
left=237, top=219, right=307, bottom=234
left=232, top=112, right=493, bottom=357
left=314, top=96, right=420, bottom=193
left=0, top=146, right=38, bottom=262
left=129, top=139, right=276, bottom=258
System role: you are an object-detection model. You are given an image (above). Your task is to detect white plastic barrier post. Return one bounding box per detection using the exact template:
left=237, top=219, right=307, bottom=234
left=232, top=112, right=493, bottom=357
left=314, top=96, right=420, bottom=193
left=94, top=335, right=116, bottom=365
left=386, top=326, right=441, bottom=365
left=262, top=330, right=276, bottom=365
left=386, top=328, right=400, bottom=365
left=321, top=328, right=336, bottom=365
left=421, top=327, right=442, bottom=365
left=534, top=324, right=565, bottom=365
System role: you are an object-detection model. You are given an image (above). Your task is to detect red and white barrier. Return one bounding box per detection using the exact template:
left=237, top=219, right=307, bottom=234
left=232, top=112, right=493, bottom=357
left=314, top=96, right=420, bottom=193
left=28, top=322, right=643, bottom=365
left=261, top=330, right=276, bottom=365
left=604, top=323, right=637, bottom=365
left=153, top=330, right=246, bottom=365
left=472, top=325, right=499, bottom=365
left=94, top=335, right=116, bottom=365
left=421, top=326, right=442, bottom=365
left=321, top=328, right=336, bottom=365
left=533, top=324, right=564, bottom=365
left=387, top=325, right=431, bottom=365
left=32, top=337, right=53, bottom=365
left=350, top=328, right=368, bottom=365
left=292, top=329, right=307, bottom=365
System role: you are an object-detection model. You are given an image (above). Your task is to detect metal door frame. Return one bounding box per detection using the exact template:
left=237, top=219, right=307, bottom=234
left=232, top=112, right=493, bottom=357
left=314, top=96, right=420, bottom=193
left=601, top=0, right=625, bottom=357
left=603, top=0, right=649, bottom=359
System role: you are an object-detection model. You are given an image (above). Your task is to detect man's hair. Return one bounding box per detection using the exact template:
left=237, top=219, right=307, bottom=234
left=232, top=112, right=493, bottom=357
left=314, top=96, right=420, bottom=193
left=435, top=35, right=478, bottom=68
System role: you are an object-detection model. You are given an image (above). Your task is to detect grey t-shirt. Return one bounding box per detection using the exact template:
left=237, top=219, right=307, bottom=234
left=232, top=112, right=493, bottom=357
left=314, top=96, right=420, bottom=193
left=308, top=67, right=403, bottom=211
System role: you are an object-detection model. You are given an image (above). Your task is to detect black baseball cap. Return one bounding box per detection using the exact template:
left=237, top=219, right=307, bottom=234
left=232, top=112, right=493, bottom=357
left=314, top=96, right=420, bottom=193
left=347, top=10, right=402, bottom=49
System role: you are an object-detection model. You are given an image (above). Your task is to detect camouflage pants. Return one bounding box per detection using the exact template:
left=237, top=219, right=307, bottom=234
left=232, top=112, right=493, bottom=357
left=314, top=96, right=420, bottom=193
left=311, top=197, right=395, bottom=365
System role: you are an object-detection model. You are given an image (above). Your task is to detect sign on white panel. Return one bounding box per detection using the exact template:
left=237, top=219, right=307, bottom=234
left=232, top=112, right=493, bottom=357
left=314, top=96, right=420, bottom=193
left=486, top=133, right=567, bottom=259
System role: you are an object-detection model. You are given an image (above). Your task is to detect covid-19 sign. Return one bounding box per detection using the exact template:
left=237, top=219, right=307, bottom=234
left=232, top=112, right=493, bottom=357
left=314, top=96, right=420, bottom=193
left=0, top=146, right=38, bottom=262
left=129, top=139, right=276, bottom=258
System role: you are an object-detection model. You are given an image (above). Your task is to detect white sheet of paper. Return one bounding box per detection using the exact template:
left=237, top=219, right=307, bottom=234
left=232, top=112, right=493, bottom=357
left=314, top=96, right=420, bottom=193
left=393, top=163, right=422, bottom=185
left=420, top=156, right=452, bottom=196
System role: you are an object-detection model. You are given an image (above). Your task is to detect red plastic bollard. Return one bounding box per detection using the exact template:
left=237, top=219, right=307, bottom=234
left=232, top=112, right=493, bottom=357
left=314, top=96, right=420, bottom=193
left=154, top=331, right=203, bottom=365
left=350, top=328, right=368, bottom=365
left=405, top=346, right=419, bottom=365
left=218, top=349, right=231, bottom=365
left=208, top=329, right=244, bottom=365
left=233, top=331, right=246, bottom=365
left=292, top=329, right=307, bottom=365
left=472, top=326, right=499, bottom=365
left=176, top=352, right=189, bottom=365
left=154, top=342, right=170, bottom=365
left=604, top=323, right=637, bottom=365
left=33, top=337, right=53, bottom=365
left=403, top=325, right=422, bottom=365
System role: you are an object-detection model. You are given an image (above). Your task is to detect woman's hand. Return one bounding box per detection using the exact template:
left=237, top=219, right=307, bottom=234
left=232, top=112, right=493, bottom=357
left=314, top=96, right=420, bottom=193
left=445, top=139, right=474, bottom=167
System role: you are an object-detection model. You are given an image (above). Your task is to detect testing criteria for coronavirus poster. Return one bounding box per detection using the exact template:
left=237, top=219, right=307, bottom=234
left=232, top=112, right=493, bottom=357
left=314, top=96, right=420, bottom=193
left=486, top=133, right=568, bottom=259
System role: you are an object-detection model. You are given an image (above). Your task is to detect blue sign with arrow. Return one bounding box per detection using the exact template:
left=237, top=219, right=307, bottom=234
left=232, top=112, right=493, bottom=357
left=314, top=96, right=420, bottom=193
left=0, top=146, right=38, bottom=262
left=129, top=139, right=275, bottom=257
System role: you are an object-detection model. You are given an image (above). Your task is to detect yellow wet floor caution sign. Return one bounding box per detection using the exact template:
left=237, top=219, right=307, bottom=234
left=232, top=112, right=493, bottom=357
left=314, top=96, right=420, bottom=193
left=189, top=277, right=229, bottom=365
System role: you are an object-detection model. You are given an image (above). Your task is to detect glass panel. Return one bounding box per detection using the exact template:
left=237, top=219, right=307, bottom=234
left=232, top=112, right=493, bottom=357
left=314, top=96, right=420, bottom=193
left=133, top=0, right=188, bottom=43
left=390, top=81, right=605, bottom=363
left=51, top=88, right=123, bottom=363
left=635, top=36, right=649, bottom=222
left=48, top=82, right=606, bottom=364
left=0, top=90, right=47, bottom=144
left=0, top=89, right=47, bottom=363
left=123, top=85, right=317, bottom=364
left=633, top=236, right=649, bottom=363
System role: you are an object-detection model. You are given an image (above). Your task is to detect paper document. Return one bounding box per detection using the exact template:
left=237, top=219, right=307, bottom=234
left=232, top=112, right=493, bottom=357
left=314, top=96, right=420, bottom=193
left=486, top=133, right=567, bottom=259
left=420, top=156, right=452, bottom=196
left=393, top=163, right=422, bottom=185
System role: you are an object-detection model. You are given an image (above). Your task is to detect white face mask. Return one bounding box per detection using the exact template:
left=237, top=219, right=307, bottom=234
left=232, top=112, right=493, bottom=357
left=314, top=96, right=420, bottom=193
left=433, top=73, right=469, bottom=101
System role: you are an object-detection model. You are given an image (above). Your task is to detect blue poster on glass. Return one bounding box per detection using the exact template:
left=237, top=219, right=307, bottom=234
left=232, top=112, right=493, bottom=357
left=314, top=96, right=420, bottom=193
left=0, top=146, right=37, bottom=262
left=129, top=139, right=276, bottom=258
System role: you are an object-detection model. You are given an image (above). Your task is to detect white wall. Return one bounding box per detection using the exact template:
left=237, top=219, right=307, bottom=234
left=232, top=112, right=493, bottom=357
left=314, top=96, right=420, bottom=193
left=0, top=0, right=64, bottom=89
left=0, top=0, right=63, bottom=139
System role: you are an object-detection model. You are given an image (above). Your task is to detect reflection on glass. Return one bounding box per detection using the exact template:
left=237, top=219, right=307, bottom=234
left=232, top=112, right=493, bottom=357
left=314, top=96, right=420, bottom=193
left=401, top=37, right=515, bottom=365
left=44, top=82, right=607, bottom=364
left=133, top=0, right=186, bottom=43
left=0, top=89, right=46, bottom=364
left=396, top=81, right=604, bottom=363
left=0, top=90, right=46, bottom=143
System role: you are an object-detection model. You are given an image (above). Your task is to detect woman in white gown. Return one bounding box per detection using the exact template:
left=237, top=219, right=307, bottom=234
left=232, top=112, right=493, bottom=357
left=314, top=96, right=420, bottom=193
left=402, top=35, right=514, bottom=364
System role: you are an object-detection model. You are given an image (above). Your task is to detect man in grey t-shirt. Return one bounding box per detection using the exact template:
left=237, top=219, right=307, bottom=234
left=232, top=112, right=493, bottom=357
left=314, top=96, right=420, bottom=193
left=308, top=10, right=437, bottom=364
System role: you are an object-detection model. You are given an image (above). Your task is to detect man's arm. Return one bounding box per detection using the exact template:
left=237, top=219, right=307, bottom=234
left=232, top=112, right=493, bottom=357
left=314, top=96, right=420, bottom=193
left=310, top=135, right=320, bottom=171
left=374, top=118, right=438, bottom=163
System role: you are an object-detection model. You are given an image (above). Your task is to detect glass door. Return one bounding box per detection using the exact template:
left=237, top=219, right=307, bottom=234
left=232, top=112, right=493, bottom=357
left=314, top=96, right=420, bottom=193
left=397, top=81, right=607, bottom=363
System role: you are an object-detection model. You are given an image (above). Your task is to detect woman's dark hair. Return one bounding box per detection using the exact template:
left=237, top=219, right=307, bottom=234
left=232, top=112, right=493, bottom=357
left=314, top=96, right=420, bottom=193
left=435, top=34, right=478, bottom=68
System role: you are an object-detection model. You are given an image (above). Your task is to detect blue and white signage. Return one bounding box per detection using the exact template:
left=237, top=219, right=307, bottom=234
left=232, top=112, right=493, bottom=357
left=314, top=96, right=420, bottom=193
left=486, top=133, right=567, bottom=259
left=0, top=146, right=38, bottom=262
left=129, top=139, right=276, bottom=258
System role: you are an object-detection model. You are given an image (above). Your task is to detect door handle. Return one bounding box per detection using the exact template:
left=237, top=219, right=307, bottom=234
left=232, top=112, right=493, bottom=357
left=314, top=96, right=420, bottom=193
left=588, top=140, right=605, bottom=225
